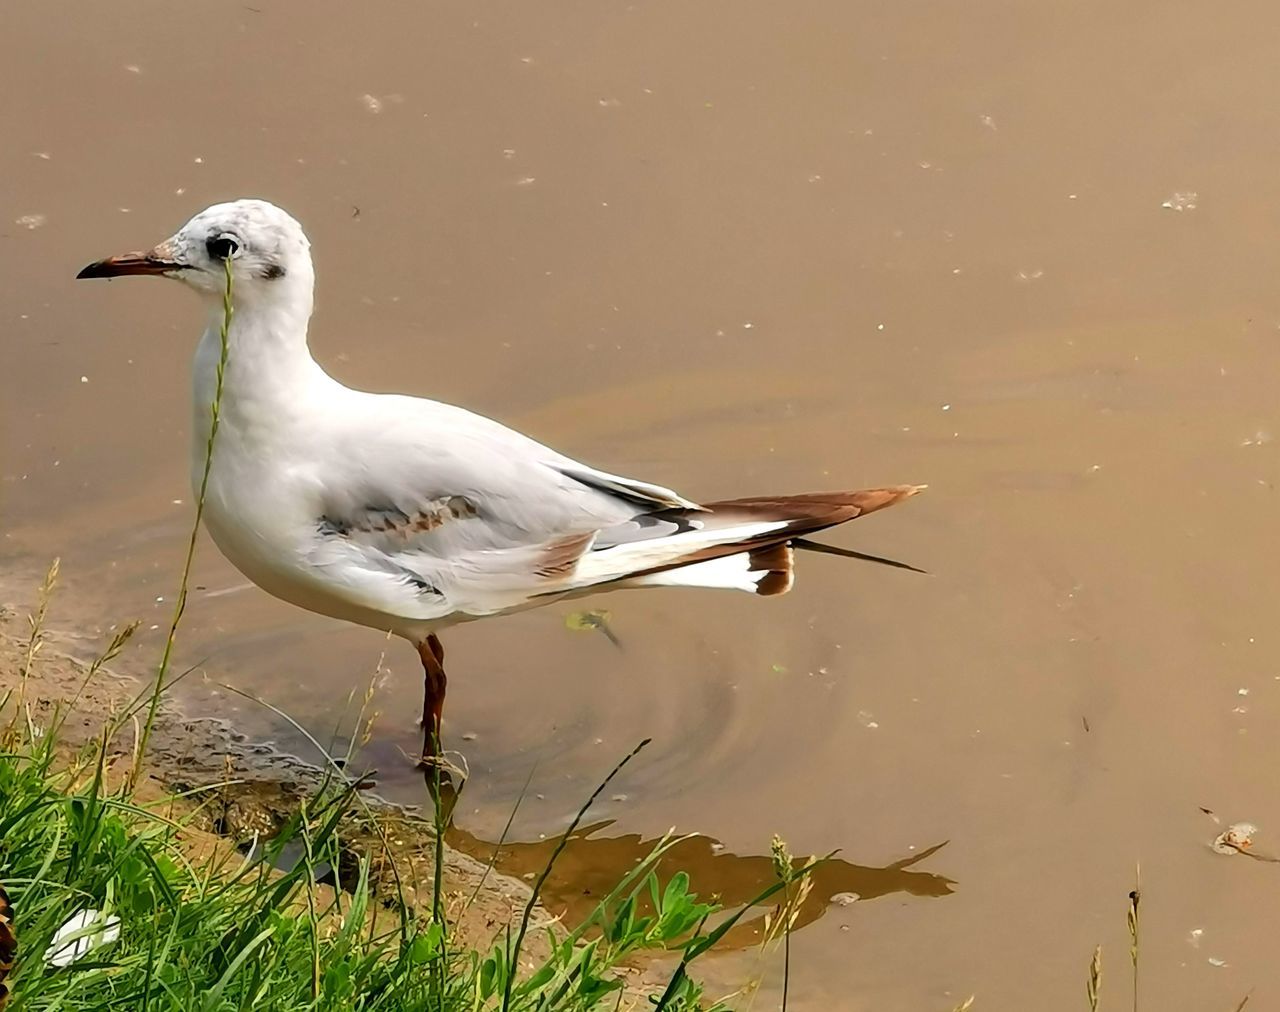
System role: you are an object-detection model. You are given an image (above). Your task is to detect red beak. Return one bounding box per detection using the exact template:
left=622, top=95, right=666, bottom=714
left=76, top=251, right=184, bottom=279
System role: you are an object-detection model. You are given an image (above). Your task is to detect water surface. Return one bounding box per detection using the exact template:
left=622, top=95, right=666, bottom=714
left=6, top=2, right=1280, bottom=1006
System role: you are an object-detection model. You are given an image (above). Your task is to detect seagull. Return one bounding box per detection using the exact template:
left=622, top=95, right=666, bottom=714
left=77, top=199, right=924, bottom=770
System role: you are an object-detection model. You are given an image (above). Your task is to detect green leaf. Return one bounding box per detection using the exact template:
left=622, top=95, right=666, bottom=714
left=408, top=929, right=439, bottom=966
left=608, top=895, right=636, bottom=944
left=662, top=872, right=690, bottom=911
left=480, top=948, right=506, bottom=1000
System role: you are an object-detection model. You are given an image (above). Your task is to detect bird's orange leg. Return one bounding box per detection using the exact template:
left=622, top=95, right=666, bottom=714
left=416, top=634, right=448, bottom=764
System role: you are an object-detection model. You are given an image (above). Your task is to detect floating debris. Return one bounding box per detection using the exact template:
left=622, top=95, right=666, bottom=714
left=564, top=609, right=621, bottom=649
left=361, top=93, right=383, bottom=114
left=15, top=214, right=45, bottom=230
left=1161, top=191, right=1198, bottom=212
left=830, top=891, right=860, bottom=906
left=1213, top=822, right=1258, bottom=855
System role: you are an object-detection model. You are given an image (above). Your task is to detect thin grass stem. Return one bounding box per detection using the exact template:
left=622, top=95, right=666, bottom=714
left=131, top=257, right=234, bottom=790
left=501, top=738, right=651, bottom=1012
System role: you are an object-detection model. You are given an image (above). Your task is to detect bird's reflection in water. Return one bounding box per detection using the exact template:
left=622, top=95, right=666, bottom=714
left=444, top=819, right=954, bottom=946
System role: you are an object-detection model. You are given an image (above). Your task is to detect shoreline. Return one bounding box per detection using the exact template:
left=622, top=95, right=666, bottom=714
left=0, top=606, right=551, bottom=961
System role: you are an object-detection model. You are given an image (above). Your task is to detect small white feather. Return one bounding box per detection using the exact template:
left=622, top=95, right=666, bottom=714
left=626, top=552, right=766, bottom=593
left=45, top=909, right=121, bottom=968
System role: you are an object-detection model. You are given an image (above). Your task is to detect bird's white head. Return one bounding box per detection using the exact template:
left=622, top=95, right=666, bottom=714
left=77, top=199, right=313, bottom=308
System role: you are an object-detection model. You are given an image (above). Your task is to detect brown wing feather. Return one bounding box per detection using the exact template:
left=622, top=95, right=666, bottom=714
left=748, top=541, right=795, bottom=596
left=703, top=484, right=926, bottom=528
left=625, top=484, right=925, bottom=584
left=536, top=531, right=596, bottom=578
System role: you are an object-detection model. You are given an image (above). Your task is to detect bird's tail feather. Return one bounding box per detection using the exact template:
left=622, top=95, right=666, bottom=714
left=582, top=484, right=925, bottom=596
left=791, top=537, right=927, bottom=574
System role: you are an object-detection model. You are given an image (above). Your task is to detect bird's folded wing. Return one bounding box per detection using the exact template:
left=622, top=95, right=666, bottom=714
left=555, top=464, right=700, bottom=511
left=313, top=398, right=694, bottom=552
left=299, top=399, right=700, bottom=618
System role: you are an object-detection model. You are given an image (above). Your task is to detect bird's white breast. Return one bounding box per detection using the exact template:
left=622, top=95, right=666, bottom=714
left=190, top=322, right=347, bottom=617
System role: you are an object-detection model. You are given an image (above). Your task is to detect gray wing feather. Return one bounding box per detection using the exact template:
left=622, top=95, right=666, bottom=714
left=299, top=396, right=700, bottom=618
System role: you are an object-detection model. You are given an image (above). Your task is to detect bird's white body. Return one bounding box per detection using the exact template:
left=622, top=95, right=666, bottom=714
left=182, top=221, right=781, bottom=641
left=82, top=199, right=919, bottom=656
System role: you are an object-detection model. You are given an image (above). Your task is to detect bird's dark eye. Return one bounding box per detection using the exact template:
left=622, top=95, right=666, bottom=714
left=206, top=235, right=240, bottom=261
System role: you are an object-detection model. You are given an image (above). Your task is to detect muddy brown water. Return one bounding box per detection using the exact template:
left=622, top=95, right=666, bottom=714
left=6, top=1, right=1280, bottom=1007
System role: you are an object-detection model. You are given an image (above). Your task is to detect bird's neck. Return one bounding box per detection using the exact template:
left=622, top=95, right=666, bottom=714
left=192, top=289, right=336, bottom=435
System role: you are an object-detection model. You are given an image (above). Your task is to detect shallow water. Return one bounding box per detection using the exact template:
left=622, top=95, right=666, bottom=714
left=7, top=1, right=1280, bottom=1006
